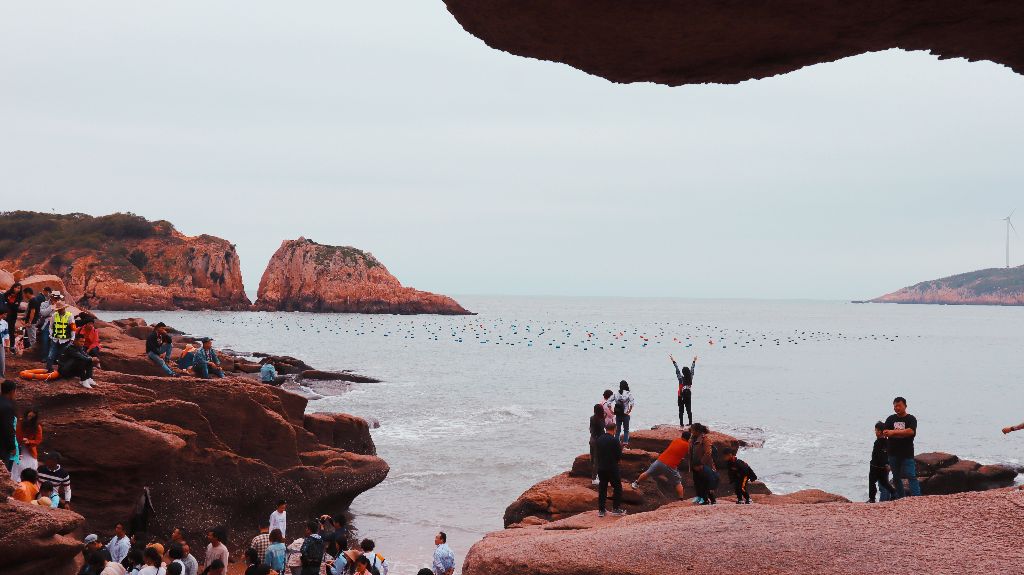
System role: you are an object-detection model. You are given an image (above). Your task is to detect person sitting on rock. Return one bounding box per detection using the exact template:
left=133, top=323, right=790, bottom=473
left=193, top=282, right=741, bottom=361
left=56, top=334, right=100, bottom=388
left=722, top=447, right=757, bottom=504
left=191, top=338, right=224, bottom=379
left=146, top=323, right=177, bottom=376
left=260, top=361, right=280, bottom=384
left=12, top=466, right=39, bottom=502
left=631, top=428, right=690, bottom=500
left=35, top=480, right=59, bottom=508
left=869, top=421, right=894, bottom=503
left=75, top=312, right=102, bottom=361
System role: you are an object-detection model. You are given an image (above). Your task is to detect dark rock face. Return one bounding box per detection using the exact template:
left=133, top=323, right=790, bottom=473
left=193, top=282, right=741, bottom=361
left=442, top=1, right=1024, bottom=85
left=915, top=451, right=1018, bottom=494
left=0, top=465, right=84, bottom=575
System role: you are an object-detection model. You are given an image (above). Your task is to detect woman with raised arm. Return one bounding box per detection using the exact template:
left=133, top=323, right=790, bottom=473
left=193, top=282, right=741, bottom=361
left=671, top=355, right=697, bottom=427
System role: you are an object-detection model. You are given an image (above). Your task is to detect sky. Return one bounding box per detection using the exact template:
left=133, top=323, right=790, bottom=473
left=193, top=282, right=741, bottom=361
left=2, top=2, right=1023, bottom=300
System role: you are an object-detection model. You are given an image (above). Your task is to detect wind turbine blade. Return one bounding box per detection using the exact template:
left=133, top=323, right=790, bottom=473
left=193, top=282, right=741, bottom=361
left=1012, top=220, right=1019, bottom=238
left=1011, top=208, right=1017, bottom=219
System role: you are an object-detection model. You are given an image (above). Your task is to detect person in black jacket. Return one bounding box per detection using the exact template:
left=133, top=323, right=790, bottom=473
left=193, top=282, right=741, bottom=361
left=57, top=335, right=100, bottom=388
left=594, top=422, right=626, bottom=517
left=722, top=447, right=757, bottom=504
left=869, top=421, right=894, bottom=502
left=2, top=283, right=23, bottom=353
left=671, top=355, right=697, bottom=427
left=589, top=404, right=605, bottom=485
left=0, top=379, right=16, bottom=471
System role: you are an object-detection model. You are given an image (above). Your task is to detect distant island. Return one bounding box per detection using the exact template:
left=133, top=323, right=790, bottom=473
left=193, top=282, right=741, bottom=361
left=0, top=211, right=470, bottom=314
left=870, top=266, right=1024, bottom=306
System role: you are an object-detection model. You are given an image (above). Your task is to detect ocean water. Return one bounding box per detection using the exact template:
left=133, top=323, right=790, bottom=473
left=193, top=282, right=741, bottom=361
left=98, top=297, right=1024, bottom=574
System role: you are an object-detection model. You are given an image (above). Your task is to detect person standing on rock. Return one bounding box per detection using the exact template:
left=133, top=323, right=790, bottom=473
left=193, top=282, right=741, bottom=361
left=0, top=315, right=9, bottom=378
left=589, top=403, right=606, bottom=485
left=36, top=290, right=56, bottom=360
left=595, top=421, right=627, bottom=517
left=869, top=421, right=894, bottom=503
left=250, top=519, right=271, bottom=567
left=883, top=396, right=921, bottom=498
left=631, top=428, right=690, bottom=500
left=688, top=423, right=718, bottom=505
left=24, top=286, right=45, bottom=349
left=1, top=379, right=17, bottom=472
left=299, top=520, right=325, bottom=575
left=269, top=500, right=288, bottom=540
left=613, top=381, right=635, bottom=447
left=670, top=355, right=698, bottom=427
left=108, top=523, right=132, bottom=564
left=2, top=282, right=23, bottom=354
left=431, top=532, right=455, bottom=575
left=204, top=527, right=229, bottom=571
left=601, top=390, right=616, bottom=427
left=46, top=299, right=76, bottom=372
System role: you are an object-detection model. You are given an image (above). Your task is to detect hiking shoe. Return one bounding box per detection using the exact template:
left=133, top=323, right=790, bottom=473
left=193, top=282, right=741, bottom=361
left=81, top=378, right=96, bottom=388
left=692, top=497, right=705, bottom=505
left=630, top=481, right=639, bottom=490
left=735, top=500, right=744, bottom=504
left=610, top=509, right=627, bottom=516
left=597, top=510, right=606, bottom=517
left=592, top=478, right=600, bottom=486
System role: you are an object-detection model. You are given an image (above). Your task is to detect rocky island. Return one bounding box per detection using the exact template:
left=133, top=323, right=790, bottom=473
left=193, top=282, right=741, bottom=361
left=255, top=237, right=471, bottom=315
left=870, top=266, right=1024, bottom=306
left=0, top=212, right=470, bottom=315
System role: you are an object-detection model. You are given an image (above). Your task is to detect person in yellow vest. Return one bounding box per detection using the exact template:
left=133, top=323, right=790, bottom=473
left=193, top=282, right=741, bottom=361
left=45, top=301, right=76, bottom=372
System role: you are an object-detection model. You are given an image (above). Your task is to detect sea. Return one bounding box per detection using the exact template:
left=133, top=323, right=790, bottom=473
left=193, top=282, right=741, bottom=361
left=97, top=296, right=1024, bottom=574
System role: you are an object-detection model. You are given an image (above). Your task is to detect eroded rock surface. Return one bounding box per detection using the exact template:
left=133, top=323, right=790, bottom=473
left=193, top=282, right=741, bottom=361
left=442, top=1, right=1024, bottom=85
left=255, top=237, right=471, bottom=314
left=0, top=465, right=84, bottom=575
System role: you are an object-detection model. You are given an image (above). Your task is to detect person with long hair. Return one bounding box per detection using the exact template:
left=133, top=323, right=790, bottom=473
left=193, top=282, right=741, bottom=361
left=11, top=407, right=41, bottom=479
left=589, top=403, right=605, bottom=485
left=687, top=423, right=718, bottom=505
left=2, top=282, right=23, bottom=354
left=670, top=355, right=698, bottom=426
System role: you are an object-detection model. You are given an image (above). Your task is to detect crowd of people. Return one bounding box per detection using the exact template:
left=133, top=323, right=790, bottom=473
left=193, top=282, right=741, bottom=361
left=61, top=502, right=456, bottom=575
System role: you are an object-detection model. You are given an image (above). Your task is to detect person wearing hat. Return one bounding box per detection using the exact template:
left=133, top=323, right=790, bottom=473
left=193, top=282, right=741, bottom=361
left=191, top=338, right=223, bottom=379
left=83, top=532, right=114, bottom=563
left=46, top=299, right=76, bottom=372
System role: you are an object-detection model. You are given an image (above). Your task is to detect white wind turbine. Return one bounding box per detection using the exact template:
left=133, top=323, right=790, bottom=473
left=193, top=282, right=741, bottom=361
left=1002, top=209, right=1018, bottom=268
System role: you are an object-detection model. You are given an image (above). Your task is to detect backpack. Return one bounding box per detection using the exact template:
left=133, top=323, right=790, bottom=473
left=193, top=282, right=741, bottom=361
left=300, top=535, right=325, bottom=566
left=614, top=394, right=628, bottom=416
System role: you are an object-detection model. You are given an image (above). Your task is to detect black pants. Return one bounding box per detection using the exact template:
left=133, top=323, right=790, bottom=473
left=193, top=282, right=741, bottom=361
left=59, top=356, right=93, bottom=381
left=733, top=477, right=751, bottom=502
left=597, top=468, right=622, bottom=512
left=693, top=468, right=717, bottom=503
left=679, top=389, right=692, bottom=426
left=868, top=466, right=894, bottom=502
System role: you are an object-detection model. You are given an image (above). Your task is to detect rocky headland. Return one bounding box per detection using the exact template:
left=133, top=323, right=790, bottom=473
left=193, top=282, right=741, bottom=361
left=0, top=212, right=250, bottom=311
left=255, top=237, right=471, bottom=315
left=1, top=318, right=388, bottom=571
left=442, top=1, right=1024, bottom=86
left=1, top=212, right=469, bottom=315
left=466, top=423, right=1020, bottom=574
left=870, top=266, right=1024, bottom=306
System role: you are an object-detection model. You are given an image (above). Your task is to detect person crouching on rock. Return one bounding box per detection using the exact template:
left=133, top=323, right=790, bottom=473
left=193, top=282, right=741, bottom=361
left=57, top=334, right=99, bottom=389
left=631, top=428, right=690, bottom=501
left=869, top=421, right=894, bottom=503
left=595, top=421, right=627, bottom=517
left=723, top=447, right=757, bottom=504
left=688, top=423, right=718, bottom=505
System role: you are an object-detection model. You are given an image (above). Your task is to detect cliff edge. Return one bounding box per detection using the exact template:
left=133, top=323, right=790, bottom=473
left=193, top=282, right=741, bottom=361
left=255, top=238, right=471, bottom=315
left=0, top=212, right=250, bottom=311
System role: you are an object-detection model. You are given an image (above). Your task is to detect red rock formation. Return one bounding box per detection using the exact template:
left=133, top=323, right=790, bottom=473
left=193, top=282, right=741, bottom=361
left=871, top=266, right=1024, bottom=306
left=503, top=426, right=774, bottom=527
left=1, top=465, right=84, bottom=575
left=443, top=1, right=1024, bottom=86
left=4, top=320, right=388, bottom=552
left=255, top=238, right=471, bottom=315
left=0, top=212, right=250, bottom=310
left=915, top=451, right=1018, bottom=494
left=464, top=488, right=1024, bottom=575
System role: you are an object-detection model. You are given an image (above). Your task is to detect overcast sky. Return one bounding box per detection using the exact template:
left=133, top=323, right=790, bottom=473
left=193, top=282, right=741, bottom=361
left=2, top=2, right=1023, bottom=300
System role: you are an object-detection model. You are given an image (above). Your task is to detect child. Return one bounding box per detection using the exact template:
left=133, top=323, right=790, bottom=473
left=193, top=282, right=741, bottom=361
left=869, top=421, right=894, bottom=502
left=36, top=481, right=60, bottom=508
left=723, top=447, right=757, bottom=504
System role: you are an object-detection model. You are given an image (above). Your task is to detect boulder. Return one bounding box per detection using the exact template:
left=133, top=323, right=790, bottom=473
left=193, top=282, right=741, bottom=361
left=303, top=412, right=377, bottom=456
left=0, top=465, right=84, bottom=575
left=254, top=237, right=471, bottom=315
left=914, top=452, right=959, bottom=476
left=465, top=489, right=1024, bottom=575
left=915, top=452, right=1017, bottom=495
left=299, top=370, right=382, bottom=384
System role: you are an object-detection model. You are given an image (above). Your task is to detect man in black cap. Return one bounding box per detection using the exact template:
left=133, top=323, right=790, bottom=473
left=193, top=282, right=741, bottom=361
left=145, top=322, right=176, bottom=376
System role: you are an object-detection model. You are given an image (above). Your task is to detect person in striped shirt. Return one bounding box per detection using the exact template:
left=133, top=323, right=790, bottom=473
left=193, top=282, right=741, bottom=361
left=37, top=451, right=71, bottom=509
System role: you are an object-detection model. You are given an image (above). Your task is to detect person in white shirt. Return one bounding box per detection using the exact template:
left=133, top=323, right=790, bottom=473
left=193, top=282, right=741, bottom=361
left=613, top=381, right=636, bottom=447
left=269, top=499, right=288, bottom=539
left=139, top=546, right=166, bottom=575
left=108, top=523, right=132, bottom=564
